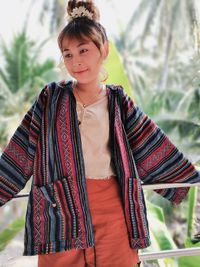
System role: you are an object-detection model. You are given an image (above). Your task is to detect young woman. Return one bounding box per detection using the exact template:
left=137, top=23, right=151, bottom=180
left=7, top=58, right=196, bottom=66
left=0, top=1, right=199, bottom=266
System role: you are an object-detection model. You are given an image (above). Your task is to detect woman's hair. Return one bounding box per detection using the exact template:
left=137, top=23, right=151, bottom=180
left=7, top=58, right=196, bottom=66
left=57, top=0, right=108, bottom=54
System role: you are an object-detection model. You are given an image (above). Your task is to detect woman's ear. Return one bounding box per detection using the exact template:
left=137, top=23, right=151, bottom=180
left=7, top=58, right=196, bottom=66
left=103, top=41, right=109, bottom=60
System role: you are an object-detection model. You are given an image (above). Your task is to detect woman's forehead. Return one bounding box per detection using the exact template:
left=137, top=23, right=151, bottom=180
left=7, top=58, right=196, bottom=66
left=61, top=37, right=91, bottom=50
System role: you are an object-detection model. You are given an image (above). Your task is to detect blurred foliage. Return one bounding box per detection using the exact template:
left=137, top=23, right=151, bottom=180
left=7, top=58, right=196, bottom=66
left=113, top=0, right=200, bottom=163
left=0, top=29, right=56, bottom=98
left=142, top=201, right=179, bottom=267
left=0, top=217, right=25, bottom=251
left=105, top=41, right=134, bottom=99
left=0, top=28, right=59, bottom=143
left=36, top=0, right=65, bottom=33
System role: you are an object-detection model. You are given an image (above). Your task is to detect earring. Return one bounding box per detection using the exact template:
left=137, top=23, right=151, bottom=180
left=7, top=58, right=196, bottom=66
left=57, top=58, right=71, bottom=80
left=100, top=66, right=108, bottom=82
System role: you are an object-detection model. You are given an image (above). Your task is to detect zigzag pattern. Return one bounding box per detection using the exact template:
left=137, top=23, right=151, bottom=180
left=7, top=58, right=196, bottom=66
left=33, top=187, right=44, bottom=245
left=58, top=92, right=84, bottom=242
left=58, top=93, right=73, bottom=176
left=6, top=141, right=32, bottom=174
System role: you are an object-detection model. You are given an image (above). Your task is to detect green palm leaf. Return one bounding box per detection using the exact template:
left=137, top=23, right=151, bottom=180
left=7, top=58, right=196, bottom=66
left=105, top=41, right=135, bottom=100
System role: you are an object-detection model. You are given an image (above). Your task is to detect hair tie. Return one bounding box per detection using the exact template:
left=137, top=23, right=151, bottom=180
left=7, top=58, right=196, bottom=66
left=67, top=6, right=93, bottom=21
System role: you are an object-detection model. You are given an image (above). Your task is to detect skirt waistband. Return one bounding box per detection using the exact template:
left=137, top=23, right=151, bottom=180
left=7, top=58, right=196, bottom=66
left=86, top=175, right=117, bottom=180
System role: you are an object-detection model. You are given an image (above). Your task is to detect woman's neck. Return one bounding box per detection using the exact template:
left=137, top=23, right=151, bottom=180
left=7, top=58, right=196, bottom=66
left=74, top=80, right=103, bottom=94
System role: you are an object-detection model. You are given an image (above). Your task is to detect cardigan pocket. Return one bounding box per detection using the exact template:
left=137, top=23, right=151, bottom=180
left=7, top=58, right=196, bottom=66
left=29, top=177, right=78, bottom=245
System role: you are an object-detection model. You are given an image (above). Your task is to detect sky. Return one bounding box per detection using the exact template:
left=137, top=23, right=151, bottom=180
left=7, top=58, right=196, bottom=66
left=0, top=0, right=140, bottom=65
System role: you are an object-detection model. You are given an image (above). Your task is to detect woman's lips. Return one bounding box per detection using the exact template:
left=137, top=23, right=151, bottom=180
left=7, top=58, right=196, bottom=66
left=74, top=69, right=88, bottom=74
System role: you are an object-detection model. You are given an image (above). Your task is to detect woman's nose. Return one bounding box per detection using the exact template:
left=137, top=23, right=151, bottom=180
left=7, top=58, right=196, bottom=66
left=73, top=61, right=82, bottom=68
left=73, top=56, right=82, bottom=67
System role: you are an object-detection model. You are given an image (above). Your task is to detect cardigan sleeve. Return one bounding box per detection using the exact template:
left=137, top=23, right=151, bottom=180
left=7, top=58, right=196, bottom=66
left=120, top=88, right=200, bottom=204
left=0, top=86, right=47, bottom=206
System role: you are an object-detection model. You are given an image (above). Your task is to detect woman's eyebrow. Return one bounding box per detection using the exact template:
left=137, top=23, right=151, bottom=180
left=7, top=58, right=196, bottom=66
left=63, top=42, right=90, bottom=51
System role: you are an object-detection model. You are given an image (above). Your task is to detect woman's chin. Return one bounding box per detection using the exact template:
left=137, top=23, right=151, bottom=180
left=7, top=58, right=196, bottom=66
left=73, top=76, right=94, bottom=85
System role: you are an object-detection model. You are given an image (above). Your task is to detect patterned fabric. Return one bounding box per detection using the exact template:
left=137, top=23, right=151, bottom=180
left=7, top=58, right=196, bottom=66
left=0, top=80, right=200, bottom=256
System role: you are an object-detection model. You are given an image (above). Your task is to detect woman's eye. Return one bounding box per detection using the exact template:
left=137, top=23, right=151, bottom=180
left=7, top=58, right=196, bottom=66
left=80, top=49, right=88, bottom=54
left=63, top=53, right=72, bottom=58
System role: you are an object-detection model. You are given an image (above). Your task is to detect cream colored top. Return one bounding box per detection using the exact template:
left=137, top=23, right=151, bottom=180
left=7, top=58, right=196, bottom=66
left=76, top=88, right=116, bottom=179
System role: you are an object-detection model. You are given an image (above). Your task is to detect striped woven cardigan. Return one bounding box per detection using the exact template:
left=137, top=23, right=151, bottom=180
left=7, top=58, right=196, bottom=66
left=0, top=80, right=199, bottom=256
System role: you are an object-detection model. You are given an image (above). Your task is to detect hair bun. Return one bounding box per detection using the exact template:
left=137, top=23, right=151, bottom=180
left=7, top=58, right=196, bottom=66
left=67, top=0, right=100, bottom=22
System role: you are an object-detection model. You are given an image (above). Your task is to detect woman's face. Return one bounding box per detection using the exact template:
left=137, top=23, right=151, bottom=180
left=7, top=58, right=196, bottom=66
left=61, top=37, right=108, bottom=84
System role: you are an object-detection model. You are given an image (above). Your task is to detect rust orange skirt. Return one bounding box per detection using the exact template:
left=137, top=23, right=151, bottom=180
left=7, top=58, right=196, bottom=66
left=38, top=176, right=140, bottom=267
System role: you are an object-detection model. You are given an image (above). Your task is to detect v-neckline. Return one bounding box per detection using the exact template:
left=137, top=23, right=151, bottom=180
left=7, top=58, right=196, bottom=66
left=76, top=88, right=107, bottom=108
left=69, top=83, right=108, bottom=107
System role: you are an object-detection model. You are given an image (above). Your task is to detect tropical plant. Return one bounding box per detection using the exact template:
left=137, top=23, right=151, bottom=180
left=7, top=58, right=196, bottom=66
left=105, top=41, right=134, bottom=99
left=34, top=0, right=66, bottom=33
left=141, top=201, right=179, bottom=267
left=0, top=28, right=58, bottom=143
left=114, top=0, right=200, bottom=93
left=0, top=217, right=25, bottom=252
left=177, top=176, right=200, bottom=267
left=111, top=0, right=200, bottom=164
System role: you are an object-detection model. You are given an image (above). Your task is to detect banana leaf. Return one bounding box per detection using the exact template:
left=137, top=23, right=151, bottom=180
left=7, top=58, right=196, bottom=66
left=0, top=217, right=25, bottom=251
left=140, top=201, right=178, bottom=266
left=105, top=40, right=135, bottom=100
